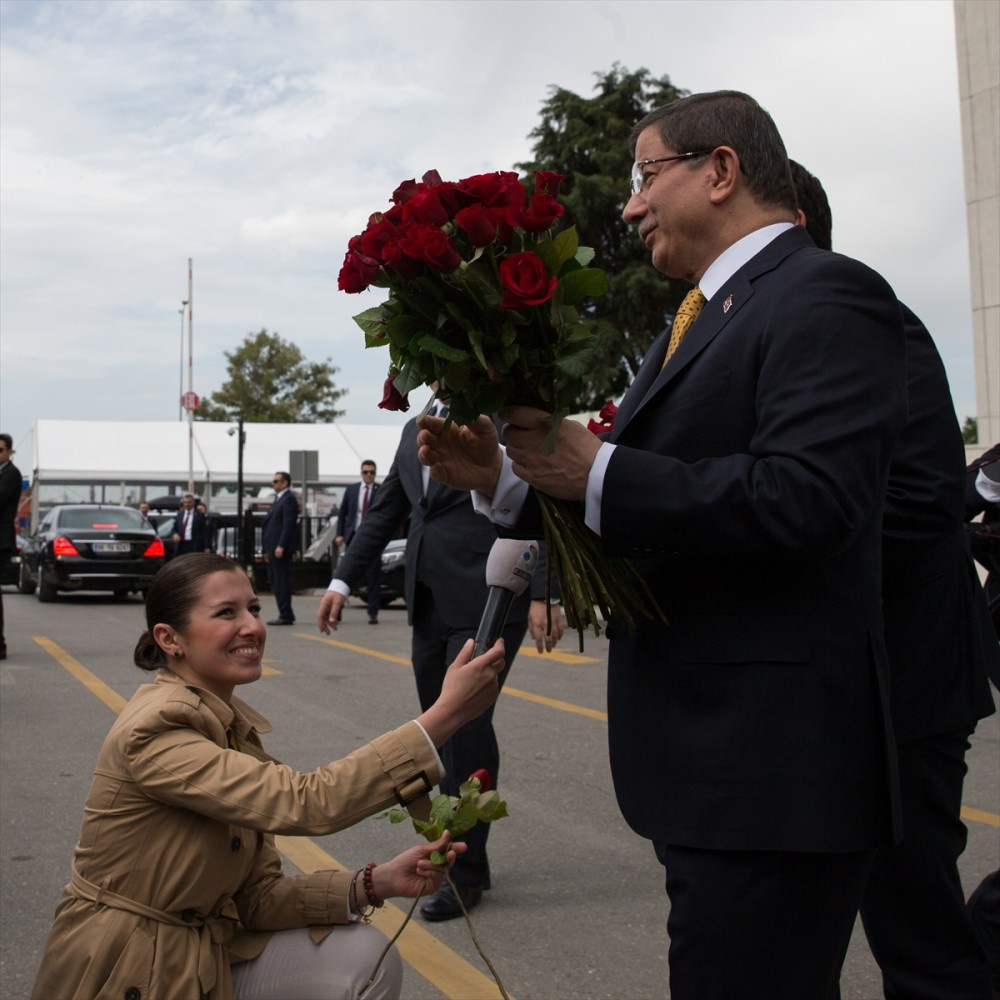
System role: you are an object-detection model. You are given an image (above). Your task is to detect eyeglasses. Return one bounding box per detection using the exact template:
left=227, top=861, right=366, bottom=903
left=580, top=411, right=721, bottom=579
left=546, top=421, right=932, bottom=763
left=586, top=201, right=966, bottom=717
left=271, top=478, right=284, bottom=485
left=630, top=150, right=714, bottom=196
left=361, top=469, right=376, bottom=476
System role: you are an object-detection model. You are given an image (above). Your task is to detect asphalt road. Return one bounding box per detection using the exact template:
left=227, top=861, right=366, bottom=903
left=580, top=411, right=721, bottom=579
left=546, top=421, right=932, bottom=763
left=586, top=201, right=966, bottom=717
left=2, top=585, right=997, bottom=1000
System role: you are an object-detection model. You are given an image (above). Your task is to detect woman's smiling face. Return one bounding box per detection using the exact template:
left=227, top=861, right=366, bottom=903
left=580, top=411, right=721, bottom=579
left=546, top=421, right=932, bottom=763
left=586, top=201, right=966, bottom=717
left=163, top=568, right=266, bottom=702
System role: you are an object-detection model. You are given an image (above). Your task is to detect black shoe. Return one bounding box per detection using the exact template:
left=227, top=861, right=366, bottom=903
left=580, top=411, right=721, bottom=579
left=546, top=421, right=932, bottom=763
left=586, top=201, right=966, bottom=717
left=267, top=618, right=294, bottom=626
left=368, top=616, right=379, bottom=625
left=420, top=882, right=483, bottom=922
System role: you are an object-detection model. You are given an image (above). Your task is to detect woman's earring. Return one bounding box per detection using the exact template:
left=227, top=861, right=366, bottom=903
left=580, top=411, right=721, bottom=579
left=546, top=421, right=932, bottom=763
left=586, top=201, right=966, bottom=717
left=173, top=650, right=182, bottom=659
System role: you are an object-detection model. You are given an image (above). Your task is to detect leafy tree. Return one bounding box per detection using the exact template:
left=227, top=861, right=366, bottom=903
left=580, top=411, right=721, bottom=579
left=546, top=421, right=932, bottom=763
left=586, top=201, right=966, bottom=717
left=962, top=416, right=978, bottom=445
left=517, top=64, right=689, bottom=409
left=195, top=329, right=347, bottom=422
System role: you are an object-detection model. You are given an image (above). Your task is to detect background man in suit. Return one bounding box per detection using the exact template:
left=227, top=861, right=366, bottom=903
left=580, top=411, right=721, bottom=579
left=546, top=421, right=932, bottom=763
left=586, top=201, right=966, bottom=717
left=334, top=459, right=383, bottom=624
left=317, top=406, right=563, bottom=921
left=417, top=91, right=908, bottom=997
left=171, top=493, right=210, bottom=557
left=792, top=160, right=997, bottom=1000
left=0, top=433, right=22, bottom=661
left=262, top=471, right=298, bottom=626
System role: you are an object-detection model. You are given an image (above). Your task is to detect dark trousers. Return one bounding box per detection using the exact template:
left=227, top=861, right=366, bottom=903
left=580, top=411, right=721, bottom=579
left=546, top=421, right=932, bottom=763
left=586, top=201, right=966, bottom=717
left=655, top=842, right=874, bottom=1000
left=267, top=554, right=294, bottom=622
left=410, top=581, right=526, bottom=887
left=0, top=549, right=10, bottom=655
left=860, top=727, right=993, bottom=1000
left=967, top=870, right=1000, bottom=997
left=363, top=561, right=382, bottom=620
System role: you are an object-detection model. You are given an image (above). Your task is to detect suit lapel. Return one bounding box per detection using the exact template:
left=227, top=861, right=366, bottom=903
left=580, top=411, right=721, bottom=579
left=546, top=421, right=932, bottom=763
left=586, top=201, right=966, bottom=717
left=612, top=228, right=810, bottom=438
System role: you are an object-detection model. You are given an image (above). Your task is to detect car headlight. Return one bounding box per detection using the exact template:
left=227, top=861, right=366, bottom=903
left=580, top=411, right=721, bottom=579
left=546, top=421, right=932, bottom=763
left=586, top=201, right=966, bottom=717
left=381, top=550, right=404, bottom=569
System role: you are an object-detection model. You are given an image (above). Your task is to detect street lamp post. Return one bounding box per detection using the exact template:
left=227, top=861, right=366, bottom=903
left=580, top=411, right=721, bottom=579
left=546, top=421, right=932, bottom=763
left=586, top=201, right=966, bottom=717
left=236, top=417, right=246, bottom=568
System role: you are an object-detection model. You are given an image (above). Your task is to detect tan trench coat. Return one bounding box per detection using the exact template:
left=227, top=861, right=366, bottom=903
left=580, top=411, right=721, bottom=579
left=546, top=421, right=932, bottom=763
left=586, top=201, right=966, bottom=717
left=31, top=670, right=441, bottom=1000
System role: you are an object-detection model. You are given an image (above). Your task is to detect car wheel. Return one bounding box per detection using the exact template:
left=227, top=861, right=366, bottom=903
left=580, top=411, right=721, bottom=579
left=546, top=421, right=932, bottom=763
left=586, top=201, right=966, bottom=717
left=17, top=561, right=36, bottom=595
left=37, top=570, right=58, bottom=603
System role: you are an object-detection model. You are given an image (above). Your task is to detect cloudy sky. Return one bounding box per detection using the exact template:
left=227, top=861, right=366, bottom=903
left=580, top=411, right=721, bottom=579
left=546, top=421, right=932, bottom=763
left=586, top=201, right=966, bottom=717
left=0, top=0, right=977, bottom=458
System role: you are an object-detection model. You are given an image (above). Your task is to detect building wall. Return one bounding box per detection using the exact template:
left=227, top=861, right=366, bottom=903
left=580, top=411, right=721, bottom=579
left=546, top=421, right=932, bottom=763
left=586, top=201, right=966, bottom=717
left=955, top=0, right=1000, bottom=453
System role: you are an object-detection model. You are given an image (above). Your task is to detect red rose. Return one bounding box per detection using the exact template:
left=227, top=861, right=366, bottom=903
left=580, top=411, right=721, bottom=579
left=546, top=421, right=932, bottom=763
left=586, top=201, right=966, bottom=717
left=391, top=178, right=420, bottom=205
left=455, top=203, right=497, bottom=247
left=359, top=214, right=401, bottom=263
left=458, top=171, right=525, bottom=226
left=399, top=223, right=462, bottom=273
left=378, top=376, right=409, bottom=412
left=337, top=249, right=379, bottom=293
left=533, top=171, right=564, bottom=198
left=468, top=768, right=492, bottom=792
left=498, top=252, right=557, bottom=310
left=586, top=399, right=618, bottom=435
left=518, top=192, right=565, bottom=233
left=402, top=182, right=463, bottom=227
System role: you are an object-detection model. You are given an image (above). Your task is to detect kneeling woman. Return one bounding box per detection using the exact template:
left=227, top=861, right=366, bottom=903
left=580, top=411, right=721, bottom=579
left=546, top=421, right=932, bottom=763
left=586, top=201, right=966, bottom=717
left=32, top=553, right=506, bottom=1000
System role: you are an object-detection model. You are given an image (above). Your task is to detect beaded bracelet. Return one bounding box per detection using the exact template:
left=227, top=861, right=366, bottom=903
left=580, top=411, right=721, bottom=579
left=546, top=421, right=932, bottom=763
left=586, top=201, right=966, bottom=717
left=362, top=862, right=384, bottom=908
left=351, top=868, right=376, bottom=923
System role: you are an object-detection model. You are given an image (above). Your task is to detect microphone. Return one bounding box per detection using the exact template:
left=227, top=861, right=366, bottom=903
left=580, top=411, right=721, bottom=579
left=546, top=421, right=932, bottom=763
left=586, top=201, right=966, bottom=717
left=473, top=539, right=539, bottom=656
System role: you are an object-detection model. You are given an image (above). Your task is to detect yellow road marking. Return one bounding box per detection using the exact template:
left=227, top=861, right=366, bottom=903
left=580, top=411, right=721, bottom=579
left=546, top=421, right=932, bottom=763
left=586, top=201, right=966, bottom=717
left=297, top=631, right=412, bottom=665
left=502, top=686, right=608, bottom=721
left=276, top=836, right=508, bottom=1000
left=33, top=636, right=508, bottom=999
left=517, top=647, right=603, bottom=664
left=298, top=632, right=608, bottom=718
left=33, top=637, right=127, bottom=713
left=962, top=806, right=1000, bottom=828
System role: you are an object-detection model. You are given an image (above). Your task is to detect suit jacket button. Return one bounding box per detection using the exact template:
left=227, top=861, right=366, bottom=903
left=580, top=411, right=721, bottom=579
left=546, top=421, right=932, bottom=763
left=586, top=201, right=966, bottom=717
left=181, top=908, right=195, bottom=923
left=125, top=988, right=141, bottom=1000
left=231, top=837, right=241, bottom=851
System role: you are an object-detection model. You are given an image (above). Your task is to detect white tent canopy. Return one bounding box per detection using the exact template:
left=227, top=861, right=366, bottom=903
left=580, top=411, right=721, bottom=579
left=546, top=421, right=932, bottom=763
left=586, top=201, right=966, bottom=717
left=30, top=419, right=407, bottom=511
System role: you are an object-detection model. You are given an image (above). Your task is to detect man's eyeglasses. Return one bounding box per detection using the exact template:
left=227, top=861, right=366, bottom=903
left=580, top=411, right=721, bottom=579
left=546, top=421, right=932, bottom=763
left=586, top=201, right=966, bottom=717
left=272, top=479, right=284, bottom=485
left=361, top=469, right=376, bottom=476
left=630, top=150, right=714, bottom=197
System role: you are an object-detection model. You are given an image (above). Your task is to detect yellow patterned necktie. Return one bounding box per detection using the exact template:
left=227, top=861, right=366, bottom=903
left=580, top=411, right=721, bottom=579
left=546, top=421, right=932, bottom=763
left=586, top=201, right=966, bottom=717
left=662, top=287, right=707, bottom=368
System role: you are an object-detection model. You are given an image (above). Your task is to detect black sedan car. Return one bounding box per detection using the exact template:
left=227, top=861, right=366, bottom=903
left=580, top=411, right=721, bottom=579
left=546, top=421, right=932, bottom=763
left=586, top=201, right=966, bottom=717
left=357, top=537, right=407, bottom=607
left=18, top=504, right=165, bottom=602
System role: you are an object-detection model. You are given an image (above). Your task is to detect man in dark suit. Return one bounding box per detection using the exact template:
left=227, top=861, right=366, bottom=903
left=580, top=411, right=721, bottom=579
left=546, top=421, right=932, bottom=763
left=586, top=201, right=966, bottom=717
left=418, top=91, right=908, bottom=997
left=317, top=409, right=563, bottom=921
left=171, top=493, right=210, bottom=557
left=0, top=433, right=22, bottom=661
left=792, top=160, right=997, bottom=999
left=261, top=471, right=298, bottom=625
left=334, top=459, right=383, bottom=624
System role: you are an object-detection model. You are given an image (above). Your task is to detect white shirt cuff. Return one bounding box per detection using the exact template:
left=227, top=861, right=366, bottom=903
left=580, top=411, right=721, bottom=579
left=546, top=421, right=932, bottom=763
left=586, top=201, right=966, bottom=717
left=327, top=578, right=351, bottom=597
left=585, top=442, right=615, bottom=536
left=471, top=448, right=529, bottom=528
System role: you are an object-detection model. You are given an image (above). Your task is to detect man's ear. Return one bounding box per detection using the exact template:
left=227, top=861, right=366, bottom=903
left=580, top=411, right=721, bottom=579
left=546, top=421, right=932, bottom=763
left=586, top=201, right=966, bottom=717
left=707, top=146, right=742, bottom=205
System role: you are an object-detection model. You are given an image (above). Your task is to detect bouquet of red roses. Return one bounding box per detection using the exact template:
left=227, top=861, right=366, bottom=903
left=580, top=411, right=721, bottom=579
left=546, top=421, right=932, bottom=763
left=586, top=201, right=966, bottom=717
left=338, top=169, right=662, bottom=639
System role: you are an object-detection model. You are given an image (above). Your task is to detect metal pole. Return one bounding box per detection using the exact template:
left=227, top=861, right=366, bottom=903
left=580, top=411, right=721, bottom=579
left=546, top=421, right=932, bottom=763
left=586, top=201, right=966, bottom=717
left=187, top=259, right=194, bottom=494
left=178, top=301, right=188, bottom=420
left=236, top=417, right=245, bottom=568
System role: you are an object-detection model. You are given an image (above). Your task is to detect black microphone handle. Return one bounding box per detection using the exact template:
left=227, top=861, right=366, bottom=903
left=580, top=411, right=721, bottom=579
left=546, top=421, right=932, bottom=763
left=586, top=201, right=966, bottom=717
left=473, top=587, right=517, bottom=657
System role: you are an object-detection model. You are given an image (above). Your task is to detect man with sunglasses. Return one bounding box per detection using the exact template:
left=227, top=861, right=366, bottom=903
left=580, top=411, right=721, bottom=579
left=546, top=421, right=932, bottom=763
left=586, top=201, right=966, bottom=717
left=334, top=460, right=383, bottom=624
left=262, top=471, right=299, bottom=625
left=417, top=91, right=909, bottom=997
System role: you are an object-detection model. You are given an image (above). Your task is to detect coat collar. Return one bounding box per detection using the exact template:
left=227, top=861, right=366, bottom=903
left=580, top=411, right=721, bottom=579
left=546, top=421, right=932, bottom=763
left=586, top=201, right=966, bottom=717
left=156, top=669, right=273, bottom=737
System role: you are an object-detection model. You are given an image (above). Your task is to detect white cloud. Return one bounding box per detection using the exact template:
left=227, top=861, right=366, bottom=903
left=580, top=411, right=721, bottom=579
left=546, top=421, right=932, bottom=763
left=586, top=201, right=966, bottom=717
left=0, top=0, right=981, bottom=455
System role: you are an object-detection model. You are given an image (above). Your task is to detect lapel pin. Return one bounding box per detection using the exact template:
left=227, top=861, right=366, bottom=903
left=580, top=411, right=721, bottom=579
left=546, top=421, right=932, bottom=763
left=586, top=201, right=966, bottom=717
left=723, top=294, right=733, bottom=314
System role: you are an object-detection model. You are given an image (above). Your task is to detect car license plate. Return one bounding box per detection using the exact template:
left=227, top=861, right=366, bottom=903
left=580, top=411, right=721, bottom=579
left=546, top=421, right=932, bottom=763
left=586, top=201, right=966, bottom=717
left=93, top=542, right=131, bottom=554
